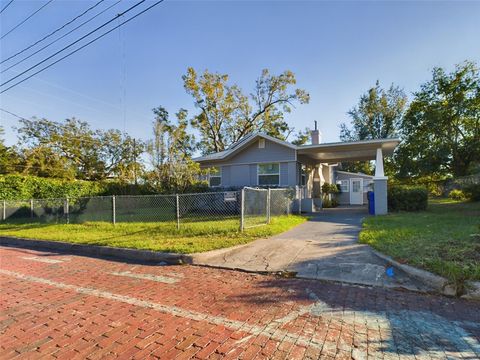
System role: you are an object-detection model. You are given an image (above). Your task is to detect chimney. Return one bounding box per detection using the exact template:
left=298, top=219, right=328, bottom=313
left=311, top=120, right=321, bottom=145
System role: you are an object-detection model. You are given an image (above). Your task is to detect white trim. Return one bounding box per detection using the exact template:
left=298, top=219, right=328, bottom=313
left=257, top=163, right=280, bottom=186
left=349, top=178, right=363, bottom=205
left=298, top=138, right=401, bottom=149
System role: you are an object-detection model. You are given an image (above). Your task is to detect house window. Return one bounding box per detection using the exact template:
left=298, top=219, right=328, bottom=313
left=209, top=167, right=221, bottom=187
left=258, top=139, right=265, bottom=148
left=258, top=163, right=280, bottom=186
left=338, top=180, right=349, bottom=192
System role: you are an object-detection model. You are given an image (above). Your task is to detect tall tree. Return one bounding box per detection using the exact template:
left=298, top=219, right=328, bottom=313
left=183, top=68, right=309, bottom=154
left=340, top=81, right=407, bottom=174
left=16, top=118, right=144, bottom=181
left=146, top=106, right=201, bottom=192
left=397, top=61, right=480, bottom=178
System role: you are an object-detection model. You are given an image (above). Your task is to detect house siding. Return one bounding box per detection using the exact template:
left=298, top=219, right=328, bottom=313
left=200, top=139, right=298, bottom=188
left=249, top=164, right=257, bottom=185
left=220, top=138, right=296, bottom=165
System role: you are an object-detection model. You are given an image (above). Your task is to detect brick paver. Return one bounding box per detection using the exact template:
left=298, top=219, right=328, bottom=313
left=0, top=246, right=479, bottom=359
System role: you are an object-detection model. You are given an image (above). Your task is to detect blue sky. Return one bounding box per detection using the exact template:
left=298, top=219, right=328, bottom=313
left=1, top=0, right=479, bottom=147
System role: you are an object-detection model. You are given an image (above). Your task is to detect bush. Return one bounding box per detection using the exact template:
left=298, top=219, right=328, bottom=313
left=388, top=185, right=428, bottom=211
left=463, top=184, right=480, bottom=201
left=448, top=189, right=467, bottom=201
left=321, top=198, right=339, bottom=208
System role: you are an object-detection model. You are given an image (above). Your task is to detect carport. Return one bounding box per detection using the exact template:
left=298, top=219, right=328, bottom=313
left=296, top=138, right=400, bottom=215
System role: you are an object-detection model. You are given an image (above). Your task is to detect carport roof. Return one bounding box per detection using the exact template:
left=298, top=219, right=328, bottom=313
left=297, top=138, right=400, bottom=163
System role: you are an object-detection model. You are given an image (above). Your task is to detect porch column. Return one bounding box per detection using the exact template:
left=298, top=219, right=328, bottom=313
left=373, top=148, right=388, bottom=215
left=312, top=165, right=321, bottom=198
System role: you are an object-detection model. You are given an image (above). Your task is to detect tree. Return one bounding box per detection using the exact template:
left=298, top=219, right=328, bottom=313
left=397, top=61, right=480, bottom=178
left=291, top=127, right=311, bottom=146
left=145, top=106, right=203, bottom=192
left=0, top=126, right=22, bottom=175
left=183, top=68, right=309, bottom=154
left=340, top=81, right=407, bottom=174
left=16, top=118, right=144, bottom=181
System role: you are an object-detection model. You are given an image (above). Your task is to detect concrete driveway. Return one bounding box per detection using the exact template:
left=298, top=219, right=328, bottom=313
left=192, top=207, right=431, bottom=292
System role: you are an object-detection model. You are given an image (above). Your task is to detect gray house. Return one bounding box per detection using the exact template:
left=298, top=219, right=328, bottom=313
left=194, top=130, right=399, bottom=214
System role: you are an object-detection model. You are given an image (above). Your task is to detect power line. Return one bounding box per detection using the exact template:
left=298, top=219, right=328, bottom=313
left=0, top=0, right=14, bottom=14
left=1, top=0, right=165, bottom=94
left=0, top=107, right=28, bottom=121
left=1, top=0, right=54, bottom=40
left=1, top=0, right=105, bottom=65
left=1, top=0, right=147, bottom=88
left=1, top=0, right=122, bottom=74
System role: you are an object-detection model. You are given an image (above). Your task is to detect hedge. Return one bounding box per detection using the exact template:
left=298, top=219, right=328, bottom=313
left=388, top=185, right=428, bottom=211
left=0, top=175, right=212, bottom=200
left=0, top=175, right=151, bottom=200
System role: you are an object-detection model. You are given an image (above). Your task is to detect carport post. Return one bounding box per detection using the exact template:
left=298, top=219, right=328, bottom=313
left=240, top=188, right=245, bottom=232
left=30, top=199, right=34, bottom=218
left=112, top=195, right=116, bottom=225
left=2, top=200, right=5, bottom=221
left=176, top=194, right=180, bottom=230
left=374, top=148, right=388, bottom=215
left=267, top=188, right=271, bottom=224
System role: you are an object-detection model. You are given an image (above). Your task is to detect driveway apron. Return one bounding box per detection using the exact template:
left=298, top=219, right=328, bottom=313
left=192, top=207, right=431, bottom=292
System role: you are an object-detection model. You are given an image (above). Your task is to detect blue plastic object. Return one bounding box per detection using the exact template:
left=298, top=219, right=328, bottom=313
left=386, top=267, right=395, bottom=277
left=367, top=191, right=375, bottom=215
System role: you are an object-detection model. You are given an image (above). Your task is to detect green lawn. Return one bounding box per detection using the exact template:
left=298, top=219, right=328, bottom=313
left=0, top=215, right=305, bottom=254
left=360, top=199, right=480, bottom=285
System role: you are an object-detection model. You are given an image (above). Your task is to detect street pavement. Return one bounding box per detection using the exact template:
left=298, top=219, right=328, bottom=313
left=1, top=246, right=479, bottom=359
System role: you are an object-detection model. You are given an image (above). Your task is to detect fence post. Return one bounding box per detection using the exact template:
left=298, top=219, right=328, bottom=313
left=65, top=198, right=70, bottom=224
left=176, top=194, right=180, bottom=230
left=298, top=189, right=302, bottom=215
left=267, top=188, right=271, bottom=224
left=286, top=190, right=290, bottom=216
left=112, top=195, right=116, bottom=225
left=2, top=200, right=5, bottom=221
left=239, top=188, right=245, bottom=232
left=30, top=199, right=34, bottom=218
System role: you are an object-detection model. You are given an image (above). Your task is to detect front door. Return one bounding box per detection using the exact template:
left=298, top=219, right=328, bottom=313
left=350, top=178, right=363, bottom=205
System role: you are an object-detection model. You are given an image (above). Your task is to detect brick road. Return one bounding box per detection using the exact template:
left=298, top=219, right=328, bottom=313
left=0, top=246, right=479, bottom=359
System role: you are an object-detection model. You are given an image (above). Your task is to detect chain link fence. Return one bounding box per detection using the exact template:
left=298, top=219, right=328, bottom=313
left=1, top=187, right=305, bottom=231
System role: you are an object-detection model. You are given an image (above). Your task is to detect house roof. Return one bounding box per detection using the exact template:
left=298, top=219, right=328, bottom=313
left=193, top=132, right=295, bottom=162
left=194, top=132, right=400, bottom=164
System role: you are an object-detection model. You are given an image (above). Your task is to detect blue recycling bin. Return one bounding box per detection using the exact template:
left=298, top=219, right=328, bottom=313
left=367, top=191, right=375, bottom=215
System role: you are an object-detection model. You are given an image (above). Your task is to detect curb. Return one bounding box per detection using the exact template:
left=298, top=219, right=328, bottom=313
left=371, top=249, right=480, bottom=300
left=0, top=236, right=193, bottom=265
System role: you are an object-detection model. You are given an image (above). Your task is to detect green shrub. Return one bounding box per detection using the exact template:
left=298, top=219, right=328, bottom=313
left=463, top=184, right=480, bottom=201
left=388, top=185, right=428, bottom=211
left=448, top=189, right=467, bottom=201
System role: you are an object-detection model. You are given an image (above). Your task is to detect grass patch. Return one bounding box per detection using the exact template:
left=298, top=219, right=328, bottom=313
left=0, top=215, right=306, bottom=254
left=360, top=199, right=480, bottom=286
